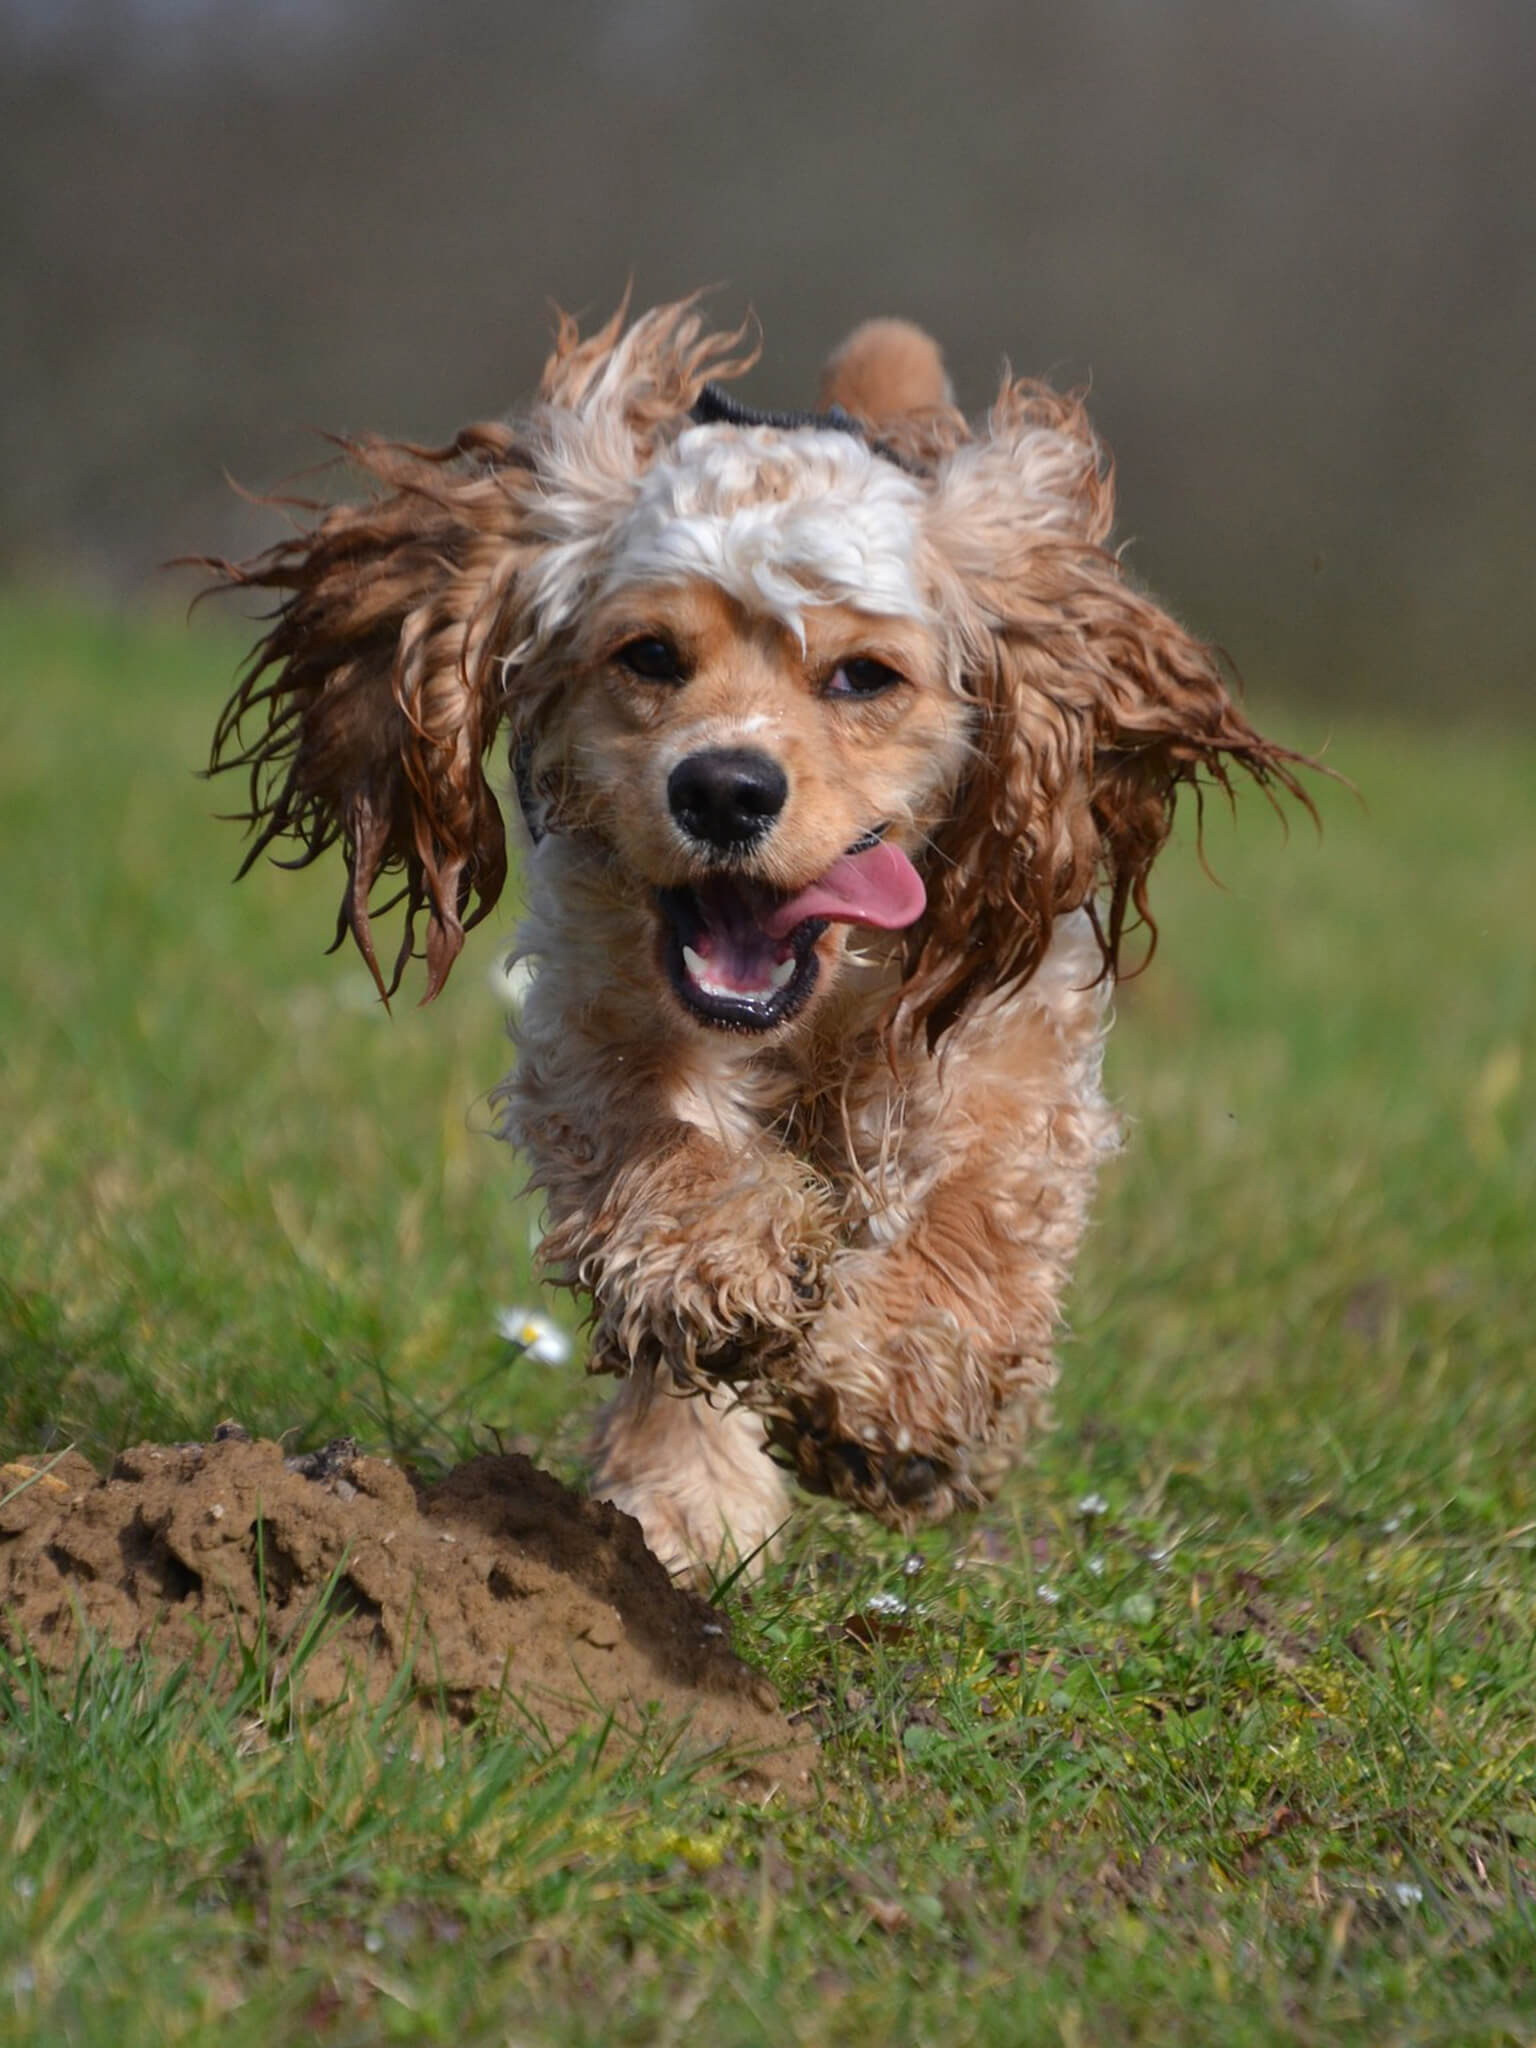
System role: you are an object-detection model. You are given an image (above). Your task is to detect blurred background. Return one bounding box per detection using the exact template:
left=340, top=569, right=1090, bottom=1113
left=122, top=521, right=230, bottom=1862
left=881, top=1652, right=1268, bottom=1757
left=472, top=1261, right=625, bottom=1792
left=2, top=0, right=1531, bottom=721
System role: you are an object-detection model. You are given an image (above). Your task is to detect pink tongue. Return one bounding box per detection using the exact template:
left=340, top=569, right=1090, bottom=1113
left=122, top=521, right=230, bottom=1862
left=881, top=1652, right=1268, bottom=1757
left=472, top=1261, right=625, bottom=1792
left=762, top=841, right=926, bottom=940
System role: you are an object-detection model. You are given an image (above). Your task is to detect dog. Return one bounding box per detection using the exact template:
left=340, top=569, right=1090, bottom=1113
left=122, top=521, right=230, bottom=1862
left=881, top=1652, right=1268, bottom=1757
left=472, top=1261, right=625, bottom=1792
left=210, top=300, right=1307, bottom=1578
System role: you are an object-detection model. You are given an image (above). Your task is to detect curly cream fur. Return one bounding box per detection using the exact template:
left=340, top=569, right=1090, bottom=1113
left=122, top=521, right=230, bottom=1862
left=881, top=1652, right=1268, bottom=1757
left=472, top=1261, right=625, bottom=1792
left=211, top=299, right=1310, bottom=1580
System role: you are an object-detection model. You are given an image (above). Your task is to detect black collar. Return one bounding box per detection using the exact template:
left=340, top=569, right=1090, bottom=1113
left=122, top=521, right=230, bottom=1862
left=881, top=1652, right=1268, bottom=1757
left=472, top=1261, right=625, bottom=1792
left=690, top=382, right=862, bottom=436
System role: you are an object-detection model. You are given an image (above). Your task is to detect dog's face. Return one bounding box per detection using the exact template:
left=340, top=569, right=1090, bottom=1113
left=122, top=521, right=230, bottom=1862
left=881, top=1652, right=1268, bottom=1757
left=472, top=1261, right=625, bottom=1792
left=515, top=416, right=968, bottom=1032
left=530, top=575, right=969, bottom=1033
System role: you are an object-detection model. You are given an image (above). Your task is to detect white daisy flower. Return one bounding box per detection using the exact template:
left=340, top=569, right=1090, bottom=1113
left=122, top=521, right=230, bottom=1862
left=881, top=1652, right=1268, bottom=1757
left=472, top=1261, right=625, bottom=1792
left=495, top=1307, right=571, bottom=1366
left=1076, top=1491, right=1109, bottom=1518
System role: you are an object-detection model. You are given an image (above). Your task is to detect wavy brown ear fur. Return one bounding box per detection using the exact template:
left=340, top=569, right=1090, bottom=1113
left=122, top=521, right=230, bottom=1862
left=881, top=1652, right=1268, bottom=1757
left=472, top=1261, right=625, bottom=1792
left=206, top=426, right=533, bottom=1000
left=905, top=380, right=1313, bottom=1045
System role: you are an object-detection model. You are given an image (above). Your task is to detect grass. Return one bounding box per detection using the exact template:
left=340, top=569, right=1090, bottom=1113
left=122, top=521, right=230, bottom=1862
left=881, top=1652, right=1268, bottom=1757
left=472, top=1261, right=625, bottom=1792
left=1, top=588, right=1534, bottom=2044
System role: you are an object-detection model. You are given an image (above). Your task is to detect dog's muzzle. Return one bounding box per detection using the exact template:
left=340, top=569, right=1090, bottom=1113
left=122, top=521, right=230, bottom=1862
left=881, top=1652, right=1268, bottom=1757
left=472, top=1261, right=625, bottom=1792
left=655, top=831, right=928, bottom=1035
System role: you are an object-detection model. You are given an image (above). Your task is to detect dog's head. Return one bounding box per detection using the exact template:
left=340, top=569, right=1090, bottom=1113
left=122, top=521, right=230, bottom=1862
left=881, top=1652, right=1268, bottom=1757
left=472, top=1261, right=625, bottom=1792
left=210, top=300, right=1307, bottom=1038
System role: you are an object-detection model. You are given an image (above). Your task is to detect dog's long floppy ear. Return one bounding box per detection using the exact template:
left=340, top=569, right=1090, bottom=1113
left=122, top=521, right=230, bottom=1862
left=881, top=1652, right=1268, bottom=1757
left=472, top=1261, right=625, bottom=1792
left=207, top=428, right=532, bottom=1001
left=907, top=378, right=1311, bottom=1044
left=207, top=299, right=756, bottom=1001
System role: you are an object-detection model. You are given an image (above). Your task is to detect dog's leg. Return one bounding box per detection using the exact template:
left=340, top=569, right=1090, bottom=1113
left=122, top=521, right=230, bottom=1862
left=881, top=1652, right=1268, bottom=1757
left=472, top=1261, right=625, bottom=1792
left=521, top=1116, right=833, bottom=1391
left=500, top=896, right=835, bottom=1391
left=776, top=914, right=1118, bottom=1521
left=590, top=1368, right=790, bottom=1582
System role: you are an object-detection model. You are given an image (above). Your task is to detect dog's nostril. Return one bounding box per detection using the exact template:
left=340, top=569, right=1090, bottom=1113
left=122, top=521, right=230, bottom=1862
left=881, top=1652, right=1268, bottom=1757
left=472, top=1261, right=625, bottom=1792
left=667, top=748, right=789, bottom=849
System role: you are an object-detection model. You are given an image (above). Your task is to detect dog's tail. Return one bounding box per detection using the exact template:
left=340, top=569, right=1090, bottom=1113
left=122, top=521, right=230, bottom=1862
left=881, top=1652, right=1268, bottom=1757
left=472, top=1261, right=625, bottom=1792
left=818, top=319, right=953, bottom=423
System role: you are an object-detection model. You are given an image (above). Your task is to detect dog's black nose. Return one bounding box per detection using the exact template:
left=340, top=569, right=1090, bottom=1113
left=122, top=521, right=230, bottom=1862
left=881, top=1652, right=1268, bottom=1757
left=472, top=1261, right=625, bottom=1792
left=668, top=748, right=788, bottom=849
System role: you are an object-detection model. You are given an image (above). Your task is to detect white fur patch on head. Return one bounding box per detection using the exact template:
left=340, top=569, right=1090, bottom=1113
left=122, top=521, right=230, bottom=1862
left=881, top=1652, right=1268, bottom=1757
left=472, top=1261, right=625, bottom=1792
left=603, top=426, right=927, bottom=642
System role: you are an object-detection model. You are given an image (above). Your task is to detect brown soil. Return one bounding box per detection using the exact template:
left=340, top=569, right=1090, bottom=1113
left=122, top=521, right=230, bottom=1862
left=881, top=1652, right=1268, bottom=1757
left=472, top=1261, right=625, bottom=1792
left=0, top=1434, right=812, bottom=1794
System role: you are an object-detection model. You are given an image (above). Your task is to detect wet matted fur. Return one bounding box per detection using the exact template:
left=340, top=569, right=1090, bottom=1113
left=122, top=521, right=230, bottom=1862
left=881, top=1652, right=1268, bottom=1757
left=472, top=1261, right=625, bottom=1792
left=208, top=300, right=1309, bottom=1577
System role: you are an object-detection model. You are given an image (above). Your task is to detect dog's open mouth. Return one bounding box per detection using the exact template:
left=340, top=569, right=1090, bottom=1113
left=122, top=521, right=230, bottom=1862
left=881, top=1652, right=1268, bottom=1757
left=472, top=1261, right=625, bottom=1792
left=657, top=837, right=926, bottom=1031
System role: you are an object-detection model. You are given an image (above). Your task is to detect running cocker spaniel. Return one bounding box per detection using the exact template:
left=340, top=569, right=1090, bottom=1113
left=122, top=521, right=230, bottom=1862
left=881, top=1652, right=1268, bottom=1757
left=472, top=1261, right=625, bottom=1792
left=210, top=301, right=1306, bottom=1577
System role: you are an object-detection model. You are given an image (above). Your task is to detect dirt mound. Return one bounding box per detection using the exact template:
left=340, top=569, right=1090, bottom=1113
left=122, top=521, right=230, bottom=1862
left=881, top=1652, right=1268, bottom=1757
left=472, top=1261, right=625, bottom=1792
left=0, top=1434, right=811, bottom=1793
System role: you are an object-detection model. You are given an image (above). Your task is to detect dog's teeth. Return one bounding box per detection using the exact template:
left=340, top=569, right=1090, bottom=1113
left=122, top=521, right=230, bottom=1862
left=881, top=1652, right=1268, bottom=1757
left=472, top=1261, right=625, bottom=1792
left=682, top=942, right=796, bottom=1005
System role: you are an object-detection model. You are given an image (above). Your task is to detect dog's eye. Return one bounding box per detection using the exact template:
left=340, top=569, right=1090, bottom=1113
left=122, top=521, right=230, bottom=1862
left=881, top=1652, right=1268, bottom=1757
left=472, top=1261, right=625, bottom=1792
left=615, top=636, right=687, bottom=684
left=825, top=657, right=903, bottom=699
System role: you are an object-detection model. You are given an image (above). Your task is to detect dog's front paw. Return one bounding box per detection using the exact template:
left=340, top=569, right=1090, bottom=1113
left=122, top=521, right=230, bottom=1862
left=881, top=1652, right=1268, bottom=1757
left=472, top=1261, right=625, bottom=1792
left=593, top=1170, right=830, bottom=1390
left=757, top=1285, right=1054, bottom=1527
left=764, top=1401, right=976, bottom=1524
